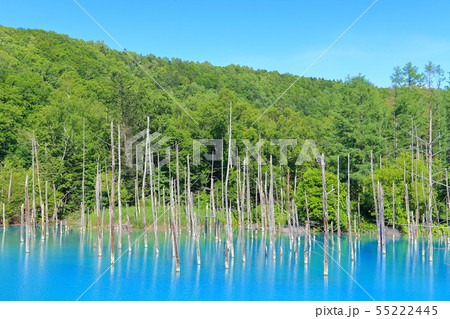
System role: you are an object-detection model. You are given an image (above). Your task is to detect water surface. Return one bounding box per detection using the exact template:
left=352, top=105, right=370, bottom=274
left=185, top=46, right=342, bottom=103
left=0, top=226, right=449, bottom=301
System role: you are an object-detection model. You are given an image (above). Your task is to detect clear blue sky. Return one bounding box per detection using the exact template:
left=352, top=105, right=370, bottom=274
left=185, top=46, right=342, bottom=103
left=1, top=0, right=450, bottom=88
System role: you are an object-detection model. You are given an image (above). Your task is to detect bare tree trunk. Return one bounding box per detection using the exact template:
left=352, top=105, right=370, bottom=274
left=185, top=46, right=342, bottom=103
left=427, top=108, right=434, bottom=262
left=117, top=125, right=122, bottom=250
left=422, top=214, right=426, bottom=257
left=176, top=143, right=181, bottom=229
left=31, top=138, right=36, bottom=238
left=224, top=102, right=234, bottom=262
left=410, top=120, right=416, bottom=241
left=34, top=136, right=45, bottom=241
left=81, top=119, right=86, bottom=232
left=336, top=155, right=341, bottom=253
left=186, top=156, right=192, bottom=235
left=2, top=202, right=6, bottom=229
left=25, top=176, right=30, bottom=254
left=195, top=194, right=201, bottom=266
left=149, top=157, right=158, bottom=241
left=20, top=204, right=24, bottom=242
left=269, top=156, right=276, bottom=260
left=246, top=151, right=251, bottom=229
left=135, top=145, right=140, bottom=221
left=446, top=169, right=449, bottom=229
left=304, top=191, right=310, bottom=264
left=357, top=195, right=361, bottom=237
left=45, top=181, right=49, bottom=236
left=320, top=154, right=329, bottom=276
left=347, top=154, right=354, bottom=261
left=170, top=180, right=180, bottom=272
left=405, top=183, right=411, bottom=237
left=126, top=204, right=131, bottom=253
left=109, top=121, right=115, bottom=265
left=286, top=171, right=293, bottom=245
left=257, top=149, right=265, bottom=232
left=370, top=150, right=380, bottom=244
left=210, top=155, right=217, bottom=241
left=378, top=182, right=386, bottom=255
left=142, top=118, right=149, bottom=248
left=392, top=182, right=396, bottom=236
left=96, top=163, right=102, bottom=257
left=52, top=183, right=58, bottom=222
left=7, top=171, right=12, bottom=202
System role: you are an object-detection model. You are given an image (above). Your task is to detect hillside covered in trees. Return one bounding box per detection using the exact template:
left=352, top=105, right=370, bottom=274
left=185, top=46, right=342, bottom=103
left=0, top=25, right=449, bottom=231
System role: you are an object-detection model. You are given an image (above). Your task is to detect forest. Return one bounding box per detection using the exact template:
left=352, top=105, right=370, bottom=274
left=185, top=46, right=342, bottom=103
left=0, top=25, right=449, bottom=236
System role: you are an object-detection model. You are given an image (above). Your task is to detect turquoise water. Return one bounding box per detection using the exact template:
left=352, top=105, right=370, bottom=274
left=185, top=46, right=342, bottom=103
left=0, top=226, right=449, bottom=301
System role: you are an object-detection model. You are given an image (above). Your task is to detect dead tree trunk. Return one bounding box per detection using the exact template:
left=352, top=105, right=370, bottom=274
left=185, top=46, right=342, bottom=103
left=117, top=125, right=122, bottom=250
left=445, top=169, right=449, bottom=229
left=320, top=154, right=329, bottom=276
left=269, top=156, right=276, bottom=260
left=347, top=154, right=354, bottom=261
left=20, top=204, right=24, bottom=242
left=81, top=119, right=86, bottom=232
left=125, top=204, right=131, bottom=253
left=142, top=118, right=149, bottom=248
left=427, top=108, right=434, bottom=262
left=392, top=182, right=396, bottom=236
left=336, top=155, right=341, bottom=253
left=25, top=176, right=30, bottom=254
left=370, top=150, right=380, bottom=244
left=45, top=181, right=49, bottom=236
left=96, top=163, right=102, bottom=257
left=175, top=143, right=181, bottom=229
left=405, top=183, right=411, bottom=237
left=109, top=121, right=115, bottom=265
left=52, top=183, right=58, bottom=222
left=378, top=181, right=386, bottom=255
left=304, top=191, right=310, bottom=264
left=224, top=102, right=234, bottom=263
left=31, top=138, right=36, bottom=238
left=2, top=202, right=6, bottom=229
left=7, top=171, right=12, bottom=202
left=170, top=180, right=180, bottom=272
left=33, top=136, right=45, bottom=241
left=135, top=145, right=140, bottom=221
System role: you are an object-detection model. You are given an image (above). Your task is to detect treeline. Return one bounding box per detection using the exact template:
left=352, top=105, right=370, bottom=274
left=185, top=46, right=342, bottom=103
left=0, top=25, right=449, bottom=231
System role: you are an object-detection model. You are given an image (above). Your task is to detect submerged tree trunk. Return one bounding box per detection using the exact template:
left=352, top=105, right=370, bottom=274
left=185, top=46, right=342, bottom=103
left=170, top=180, right=180, bottom=272
left=347, top=154, right=354, bottom=261
left=20, top=204, right=24, bottom=242
left=117, top=125, right=122, bottom=251
left=370, top=150, right=380, bottom=244
left=52, top=183, right=58, bottom=222
left=81, top=119, right=86, bottom=232
left=320, top=154, right=329, bottom=276
left=96, top=163, right=102, bottom=257
left=25, top=176, right=30, bottom=254
left=2, top=202, right=5, bottom=229
left=304, top=191, right=310, bottom=264
left=336, top=155, right=341, bottom=253
left=427, top=108, right=433, bottom=262
left=405, top=183, right=411, bottom=237
left=45, top=181, right=49, bottom=236
left=378, top=182, right=386, bottom=255
left=126, top=204, right=131, bottom=253
left=109, top=121, right=115, bottom=265
left=142, top=117, right=150, bottom=248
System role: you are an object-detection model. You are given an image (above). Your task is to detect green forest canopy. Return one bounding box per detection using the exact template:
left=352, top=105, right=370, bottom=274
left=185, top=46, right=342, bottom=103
left=0, top=25, right=449, bottom=230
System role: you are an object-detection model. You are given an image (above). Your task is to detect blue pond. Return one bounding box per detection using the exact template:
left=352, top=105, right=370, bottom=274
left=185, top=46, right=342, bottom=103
left=0, top=226, right=449, bottom=301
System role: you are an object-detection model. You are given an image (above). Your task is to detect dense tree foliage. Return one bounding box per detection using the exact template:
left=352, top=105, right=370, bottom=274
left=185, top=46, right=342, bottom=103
left=0, top=26, right=449, bottom=230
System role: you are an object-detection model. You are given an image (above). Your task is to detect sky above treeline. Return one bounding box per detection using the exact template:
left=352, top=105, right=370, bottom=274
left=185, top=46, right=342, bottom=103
left=1, top=0, right=450, bottom=88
